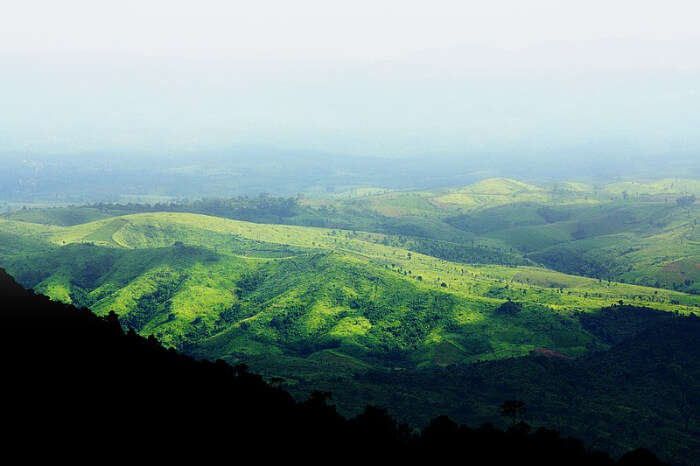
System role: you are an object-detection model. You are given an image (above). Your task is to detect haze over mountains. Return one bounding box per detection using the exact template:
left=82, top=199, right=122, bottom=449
left=2, top=36, right=699, bottom=188
left=2, top=148, right=699, bottom=207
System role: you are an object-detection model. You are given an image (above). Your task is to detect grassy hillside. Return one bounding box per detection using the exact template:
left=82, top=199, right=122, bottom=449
left=302, top=178, right=699, bottom=293
left=1, top=176, right=696, bottom=375
left=0, top=213, right=696, bottom=367
left=6, top=177, right=696, bottom=293
left=1, top=206, right=698, bottom=463
left=3, top=206, right=115, bottom=226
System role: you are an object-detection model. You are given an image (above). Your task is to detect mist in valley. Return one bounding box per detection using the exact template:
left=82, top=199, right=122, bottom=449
left=1, top=1, right=699, bottom=203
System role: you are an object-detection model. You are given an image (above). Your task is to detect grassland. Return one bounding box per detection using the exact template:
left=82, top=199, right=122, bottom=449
left=1, top=177, right=697, bottom=375
left=298, top=178, right=699, bottom=293
left=8, top=177, right=697, bottom=294
left=0, top=210, right=696, bottom=369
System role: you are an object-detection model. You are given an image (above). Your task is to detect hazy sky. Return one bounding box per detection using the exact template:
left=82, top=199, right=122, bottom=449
left=2, top=1, right=699, bottom=161
left=3, top=0, right=700, bottom=59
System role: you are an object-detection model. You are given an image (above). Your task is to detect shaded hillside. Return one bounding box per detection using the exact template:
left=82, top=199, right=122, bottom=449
left=282, top=306, right=700, bottom=464
left=0, top=268, right=659, bottom=464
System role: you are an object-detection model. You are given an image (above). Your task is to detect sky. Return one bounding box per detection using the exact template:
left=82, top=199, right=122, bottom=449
left=3, top=0, right=700, bottom=60
left=1, top=0, right=699, bottom=162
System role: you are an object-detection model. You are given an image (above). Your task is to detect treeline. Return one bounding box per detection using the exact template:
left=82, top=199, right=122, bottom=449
left=89, top=193, right=300, bottom=223
left=346, top=306, right=700, bottom=464
left=1, top=268, right=665, bottom=464
left=403, top=237, right=529, bottom=266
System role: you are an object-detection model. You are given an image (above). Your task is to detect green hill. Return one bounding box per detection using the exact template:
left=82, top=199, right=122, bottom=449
left=1, top=196, right=699, bottom=463
left=304, top=180, right=699, bottom=293
left=0, top=213, right=696, bottom=368
left=6, top=178, right=696, bottom=294
left=5, top=267, right=678, bottom=464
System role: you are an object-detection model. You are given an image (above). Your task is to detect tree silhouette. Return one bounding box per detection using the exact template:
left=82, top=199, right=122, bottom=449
left=500, top=400, right=527, bottom=427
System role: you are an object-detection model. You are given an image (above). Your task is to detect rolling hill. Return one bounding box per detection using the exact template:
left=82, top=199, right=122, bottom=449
left=0, top=212, right=696, bottom=366
left=6, top=177, right=697, bottom=293
left=1, top=181, right=699, bottom=463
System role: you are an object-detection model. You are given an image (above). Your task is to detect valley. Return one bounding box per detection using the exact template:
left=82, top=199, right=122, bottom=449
left=1, top=177, right=698, bottom=461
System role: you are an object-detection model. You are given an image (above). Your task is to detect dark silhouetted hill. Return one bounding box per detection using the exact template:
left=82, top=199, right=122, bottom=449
left=1, top=268, right=668, bottom=464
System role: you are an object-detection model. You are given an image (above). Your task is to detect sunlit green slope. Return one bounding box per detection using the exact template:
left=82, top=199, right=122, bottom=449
left=5, top=177, right=697, bottom=292
left=0, top=213, right=696, bottom=373
left=301, top=178, right=699, bottom=292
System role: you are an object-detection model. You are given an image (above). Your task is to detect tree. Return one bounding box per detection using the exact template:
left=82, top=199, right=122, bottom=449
left=500, top=400, right=527, bottom=427
left=618, top=448, right=664, bottom=466
left=667, top=362, right=693, bottom=432
left=497, top=299, right=522, bottom=314
left=676, top=194, right=696, bottom=208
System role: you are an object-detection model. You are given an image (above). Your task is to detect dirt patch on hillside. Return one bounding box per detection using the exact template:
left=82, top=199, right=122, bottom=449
left=531, top=347, right=572, bottom=360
